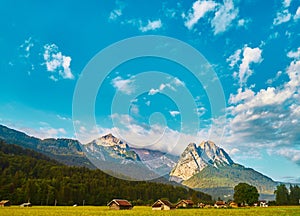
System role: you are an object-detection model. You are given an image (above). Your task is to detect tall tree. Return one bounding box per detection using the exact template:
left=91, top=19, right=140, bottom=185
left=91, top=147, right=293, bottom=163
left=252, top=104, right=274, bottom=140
left=274, top=184, right=289, bottom=205
left=289, top=185, right=300, bottom=205
left=233, top=183, right=259, bottom=206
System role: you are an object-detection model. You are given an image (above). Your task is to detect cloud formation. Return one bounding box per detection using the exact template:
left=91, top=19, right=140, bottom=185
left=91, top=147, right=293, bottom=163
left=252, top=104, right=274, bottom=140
left=228, top=46, right=263, bottom=86
left=139, top=19, right=162, bottom=32
left=222, top=47, right=300, bottom=164
left=43, top=44, right=74, bottom=80
left=184, top=0, right=217, bottom=30
left=211, top=0, right=238, bottom=35
left=111, top=76, right=135, bottom=95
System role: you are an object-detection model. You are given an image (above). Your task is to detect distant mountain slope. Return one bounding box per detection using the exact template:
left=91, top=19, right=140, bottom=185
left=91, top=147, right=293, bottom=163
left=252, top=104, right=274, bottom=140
left=170, top=141, right=278, bottom=198
left=0, top=124, right=94, bottom=168
left=83, top=133, right=179, bottom=180
left=183, top=164, right=277, bottom=194
left=0, top=140, right=212, bottom=205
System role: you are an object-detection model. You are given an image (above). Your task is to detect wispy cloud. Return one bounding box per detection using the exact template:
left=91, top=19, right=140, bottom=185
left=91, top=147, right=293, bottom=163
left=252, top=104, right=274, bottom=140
left=21, top=126, right=67, bottom=139
left=220, top=47, right=300, bottom=164
left=273, top=0, right=293, bottom=25
left=108, top=0, right=125, bottom=21
left=148, top=77, right=184, bottom=95
left=19, top=37, right=34, bottom=58
left=211, top=0, right=239, bottom=35
left=228, top=46, right=263, bottom=86
left=273, top=9, right=292, bottom=25
left=169, top=110, right=180, bottom=117
left=184, top=0, right=217, bottom=30
left=43, top=44, right=74, bottom=80
left=111, top=76, right=135, bottom=95
left=139, top=19, right=162, bottom=32
left=294, top=7, right=300, bottom=20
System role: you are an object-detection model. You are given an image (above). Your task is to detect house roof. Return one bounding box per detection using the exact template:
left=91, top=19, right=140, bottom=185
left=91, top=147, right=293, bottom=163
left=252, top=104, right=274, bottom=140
left=107, top=199, right=132, bottom=207
left=176, top=200, right=194, bottom=205
left=152, top=199, right=173, bottom=208
left=215, top=201, right=226, bottom=205
left=0, top=200, right=10, bottom=204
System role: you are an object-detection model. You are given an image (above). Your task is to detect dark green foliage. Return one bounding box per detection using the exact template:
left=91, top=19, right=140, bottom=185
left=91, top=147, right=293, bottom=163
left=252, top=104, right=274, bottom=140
left=0, top=140, right=212, bottom=205
left=275, top=184, right=289, bottom=205
left=233, top=183, right=259, bottom=205
left=274, top=184, right=300, bottom=205
left=183, top=164, right=277, bottom=195
left=289, top=185, right=300, bottom=205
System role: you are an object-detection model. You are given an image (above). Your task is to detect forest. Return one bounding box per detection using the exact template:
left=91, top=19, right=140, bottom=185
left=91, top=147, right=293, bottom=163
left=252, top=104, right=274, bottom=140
left=0, top=140, right=212, bottom=206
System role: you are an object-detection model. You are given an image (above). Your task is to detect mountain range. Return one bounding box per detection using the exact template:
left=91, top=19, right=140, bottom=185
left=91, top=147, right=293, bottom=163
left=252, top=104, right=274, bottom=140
left=0, top=124, right=282, bottom=199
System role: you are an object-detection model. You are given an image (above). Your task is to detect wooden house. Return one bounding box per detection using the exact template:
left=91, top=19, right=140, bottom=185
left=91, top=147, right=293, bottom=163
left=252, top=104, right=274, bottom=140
left=259, top=200, right=268, bottom=207
left=214, top=200, right=227, bottom=208
left=152, top=199, right=174, bottom=210
left=107, top=199, right=132, bottom=210
left=175, top=200, right=194, bottom=208
left=229, top=201, right=238, bottom=208
left=0, top=200, right=11, bottom=207
left=20, top=203, right=32, bottom=207
left=198, top=202, right=206, bottom=208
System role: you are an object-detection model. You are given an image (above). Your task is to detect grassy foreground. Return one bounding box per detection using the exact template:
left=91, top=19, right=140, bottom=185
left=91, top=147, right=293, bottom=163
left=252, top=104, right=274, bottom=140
left=1, top=206, right=300, bottom=216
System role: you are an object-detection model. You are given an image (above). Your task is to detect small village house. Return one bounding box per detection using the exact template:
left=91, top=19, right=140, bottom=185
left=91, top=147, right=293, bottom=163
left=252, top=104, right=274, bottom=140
left=198, top=202, right=206, bottom=208
left=229, top=201, right=238, bottom=208
left=175, top=200, right=194, bottom=208
left=259, top=200, right=268, bottom=207
left=214, top=200, right=227, bottom=208
left=107, top=199, right=132, bottom=210
left=20, top=202, right=32, bottom=207
left=152, top=199, right=175, bottom=210
left=0, top=200, right=11, bottom=207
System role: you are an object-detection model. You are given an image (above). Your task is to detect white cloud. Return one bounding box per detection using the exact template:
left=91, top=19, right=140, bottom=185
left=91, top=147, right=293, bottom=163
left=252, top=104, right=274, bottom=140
left=173, top=77, right=185, bottom=86
left=148, top=77, right=184, bottom=95
left=211, top=0, right=239, bottom=35
left=227, top=48, right=241, bottom=68
left=283, top=0, right=292, bottom=8
left=20, top=37, right=34, bottom=58
left=109, top=9, right=122, bottom=20
left=229, top=46, right=263, bottom=86
left=139, top=19, right=162, bottom=32
left=111, top=76, right=135, bottom=95
left=273, top=9, right=292, bottom=25
left=222, top=49, right=300, bottom=164
left=108, top=0, right=125, bottom=21
left=148, top=88, right=160, bottom=95
left=271, top=148, right=300, bottom=164
left=21, top=126, right=67, bottom=139
left=294, top=7, right=300, bottom=20
left=239, top=46, right=262, bottom=86
left=169, top=110, right=180, bottom=117
left=287, top=47, right=300, bottom=59
left=43, top=44, right=74, bottom=80
left=184, top=0, right=217, bottom=30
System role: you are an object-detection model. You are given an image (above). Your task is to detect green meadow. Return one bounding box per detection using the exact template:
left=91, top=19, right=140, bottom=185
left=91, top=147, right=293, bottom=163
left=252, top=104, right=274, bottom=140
left=1, top=206, right=300, bottom=216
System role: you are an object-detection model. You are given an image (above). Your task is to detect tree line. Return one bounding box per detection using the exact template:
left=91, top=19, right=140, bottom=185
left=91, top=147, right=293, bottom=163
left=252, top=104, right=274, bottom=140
left=0, top=140, right=212, bottom=206
left=274, top=184, right=300, bottom=205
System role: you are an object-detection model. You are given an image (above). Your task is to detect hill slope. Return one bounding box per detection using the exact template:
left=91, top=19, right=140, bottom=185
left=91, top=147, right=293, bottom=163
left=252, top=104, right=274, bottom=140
left=170, top=141, right=278, bottom=199
left=0, top=124, right=94, bottom=168
left=0, top=139, right=212, bottom=205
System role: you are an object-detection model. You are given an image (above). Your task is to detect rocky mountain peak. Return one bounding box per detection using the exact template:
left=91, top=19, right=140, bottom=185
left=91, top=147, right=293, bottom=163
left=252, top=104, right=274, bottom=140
left=95, top=133, right=128, bottom=149
left=170, top=140, right=234, bottom=182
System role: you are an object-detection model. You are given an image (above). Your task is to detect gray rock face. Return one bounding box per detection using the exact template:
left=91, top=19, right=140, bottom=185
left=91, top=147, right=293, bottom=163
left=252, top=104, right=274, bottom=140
left=169, top=141, right=233, bottom=182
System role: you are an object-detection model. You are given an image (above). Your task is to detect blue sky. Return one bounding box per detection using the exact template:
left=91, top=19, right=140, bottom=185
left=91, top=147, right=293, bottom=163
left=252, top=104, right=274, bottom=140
left=1, top=0, right=300, bottom=183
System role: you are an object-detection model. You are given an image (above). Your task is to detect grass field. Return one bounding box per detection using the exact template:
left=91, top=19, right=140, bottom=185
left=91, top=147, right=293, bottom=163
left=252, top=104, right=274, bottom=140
left=1, top=206, right=300, bottom=216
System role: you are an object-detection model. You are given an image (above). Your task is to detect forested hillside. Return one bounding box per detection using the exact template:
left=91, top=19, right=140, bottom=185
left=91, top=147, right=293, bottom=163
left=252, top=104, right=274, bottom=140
left=0, top=140, right=212, bottom=206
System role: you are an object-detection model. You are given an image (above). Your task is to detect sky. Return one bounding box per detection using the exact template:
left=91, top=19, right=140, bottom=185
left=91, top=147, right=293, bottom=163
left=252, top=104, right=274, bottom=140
left=0, top=0, right=300, bottom=183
